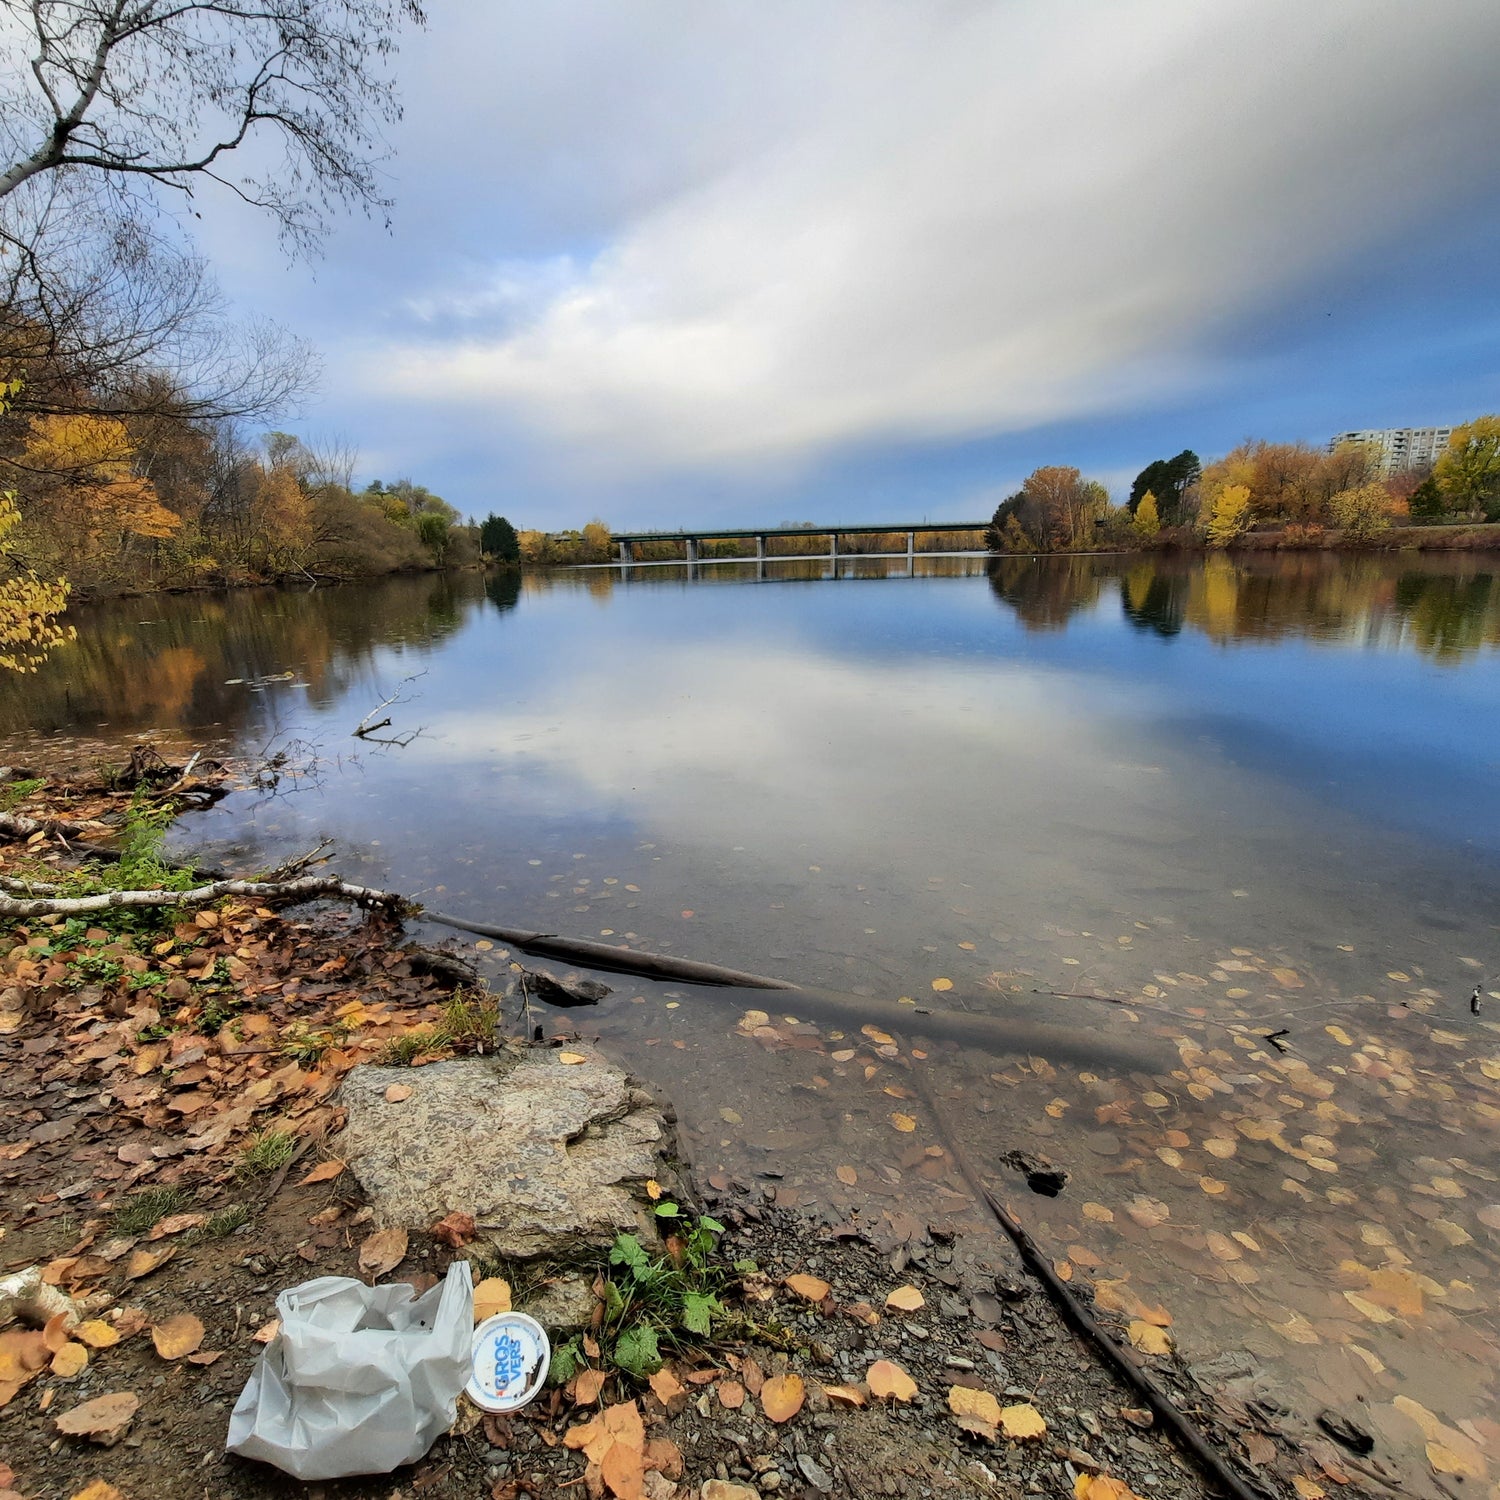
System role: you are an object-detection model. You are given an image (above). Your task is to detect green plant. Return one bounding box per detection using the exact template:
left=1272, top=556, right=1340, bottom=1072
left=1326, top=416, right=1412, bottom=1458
left=236, top=1128, right=296, bottom=1179
left=375, top=1027, right=445, bottom=1066
left=441, top=989, right=499, bottom=1052
left=551, top=1210, right=730, bottom=1383
left=0, top=777, right=45, bottom=810
left=201, top=1202, right=252, bottom=1238
left=114, top=1186, right=191, bottom=1235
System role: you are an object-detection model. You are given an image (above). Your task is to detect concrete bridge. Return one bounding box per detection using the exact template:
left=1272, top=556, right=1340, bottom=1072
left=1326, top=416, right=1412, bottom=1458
left=608, top=521, right=989, bottom=564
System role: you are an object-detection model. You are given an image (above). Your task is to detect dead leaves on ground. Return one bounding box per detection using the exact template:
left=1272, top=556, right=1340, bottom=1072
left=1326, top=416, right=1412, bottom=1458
left=150, top=1314, right=204, bottom=1360
left=866, top=1359, right=917, bottom=1402
left=758, top=1372, right=804, bottom=1423
left=55, top=1391, right=139, bottom=1445
left=565, top=1399, right=683, bottom=1500
left=474, top=1277, right=513, bottom=1321
left=357, top=1226, right=408, bottom=1280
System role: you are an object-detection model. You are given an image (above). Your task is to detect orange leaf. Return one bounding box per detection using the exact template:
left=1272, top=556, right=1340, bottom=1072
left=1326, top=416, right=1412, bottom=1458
left=784, top=1273, right=831, bottom=1303
left=384, top=1083, right=413, bottom=1102
left=835, top=1165, right=858, bottom=1186
left=431, top=1211, right=477, bottom=1248
left=299, top=1159, right=346, bottom=1185
left=51, top=1342, right=88, bottom=1378
left=68, top=1484, right=123, bottom=1500
left=647, top=1367, right=683, bottom=1406
left=574, top=1368, right=607, bottom=1405
left=717, top=1379, right=745, bottom=1409
left=1000, top=1402, right=1047, bottom=1440
left=759, top=1372, right=805, bottom=1423
left=867, top=1359, right=918, bottom=1402
left=600, top=1440, right=645, bottom=1500
left=73, top=1322, right=120, bottom=1350
left=822, top=1383, right=866, bottom=1408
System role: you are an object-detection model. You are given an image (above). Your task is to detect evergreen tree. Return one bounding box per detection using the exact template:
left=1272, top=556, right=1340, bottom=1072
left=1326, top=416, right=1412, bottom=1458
left=480, top=513, right=521, bottom=562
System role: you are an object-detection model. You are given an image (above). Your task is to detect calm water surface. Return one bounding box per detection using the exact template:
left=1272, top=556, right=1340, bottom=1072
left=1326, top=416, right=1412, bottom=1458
left=5, top=553, right=1499, bottom=1494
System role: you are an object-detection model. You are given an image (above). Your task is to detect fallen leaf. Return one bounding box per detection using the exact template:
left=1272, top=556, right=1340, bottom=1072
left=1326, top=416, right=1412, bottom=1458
left=43, top=1313, right=73, bottom=1354
left=1000, top=1402, right=1047, bottom=1440
left=299, top=1159, right=346, bottom=1185
left=473, top=1278, right=513, bottom=1321
left=358, top=1226, right=408, bottom=1279
left=187, top=1350, right=223, bottom=1366
left=1075, top=1479, right=1145, bottom=1500
left=124, top=1246, right=174, bottom=1279
left=1126, top=1321, right=1172, bottom=1357
left=760, top=1372, right=805, bottom=1423
left=785, top=1273, right=831, bottom=1303
left=835, top=1165, right=858, bottom=1186
left=151, top=1314, right=204, bottom=1361
left=1290, top=1478, right=1327, bottom=1499
left=884, top=1285, right=925, bottom=1313
left=74, top=1321, right=120, bottom=1350
left=867, top=1359, right=918, bottom=1402
left=889, top=1113, right=917, bottom=1133
left=931, top=978, right=953, bottom=992
left=717, top=1379, right=745, bottom=1409
left=251, top=1318, right=280, bottom=1344
left=432, top=1211, right=477, bottom=1248
left=384, top=1082, right=413, bottom=1102
left=55, top=1391, right=139, bottom=1445
left=575, top=1368, right=608, bottom=1405
left=948, top=1385, right=1002, bottom=1428
left=558, top=1052, right=588, bottom=1065
left=67, top=1484, right=123, bottom=1500
left=647, top=1368, right=682, bottom=1406
left=51, top=1342, right=88, bottom=1378
left=822, top=1383, right=866, bottom=1408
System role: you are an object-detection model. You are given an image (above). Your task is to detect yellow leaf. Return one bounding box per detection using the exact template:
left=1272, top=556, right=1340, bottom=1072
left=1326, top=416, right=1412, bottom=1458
left=785, top=1274, right=831, bottom=1303
left=931, top=978, right=953, bottom=992
left=1075, top=1478, right=1145, bottom=1500
left=999, top=1402, right=1047, bottom=1440
left=51, top=1341, right=88, bottom=1378
left=759, top=1372, right=805, bottom=1423
left=644, top=1179, right=662, bottom=1201
left=473, top=1278, right=513, bottom=1321
left=948, top=1385, right=1002, bottom=1426
left=884, top=1285, right=925, bottom=1313
left=68, top=1484, right=123, bottom=1500
left=889, top=1112, right=917, bottom=1132
left=73, top=1321, right=120, bottom=1350
left=558, top=1052, right=588, bottom=1065
left=151, top=1314, right=204, bottom=1361
left=1290, top=1479, right=1326, bottom=1499
left=1127, top=1321, right=1172, bottom=1356
left=866, top=1359, right=918, bottom=1402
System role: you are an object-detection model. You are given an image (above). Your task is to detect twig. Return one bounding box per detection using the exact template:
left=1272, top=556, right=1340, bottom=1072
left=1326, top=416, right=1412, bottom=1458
left=0, top=872, right=408, bottom=921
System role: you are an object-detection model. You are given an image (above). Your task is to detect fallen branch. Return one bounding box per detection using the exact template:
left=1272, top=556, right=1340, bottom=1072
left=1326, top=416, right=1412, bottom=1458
left=0, top=873, right=407, bottom=921
left=905, top=1060, right=1272, bottom=1500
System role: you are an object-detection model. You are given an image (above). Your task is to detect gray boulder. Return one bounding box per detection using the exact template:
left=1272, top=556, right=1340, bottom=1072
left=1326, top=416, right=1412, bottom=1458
left=337, top=1046, right=672, bottom=1259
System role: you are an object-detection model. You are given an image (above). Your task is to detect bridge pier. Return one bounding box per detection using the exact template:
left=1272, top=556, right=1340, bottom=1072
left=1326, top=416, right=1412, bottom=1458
left=685, top=538, right=699, bottom=564
left=618, top=539, right=632, bottom=564
left=907, top=530, right=915, bottom=562
left=831, top=531, right=839, bottom=560
left=756, top=534, right=766, bottom=561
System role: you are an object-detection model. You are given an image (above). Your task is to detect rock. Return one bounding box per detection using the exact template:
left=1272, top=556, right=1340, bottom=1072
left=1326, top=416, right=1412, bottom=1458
left=526, top=968, right=611, bottom=1006
left=702, top=1482, right=760, bottom=1500
left=338, top=1052, right=671, bottom=1258
left=797, top=1454, right=834, bottom=1492
left=520, top=1274, right=597, bottom=1332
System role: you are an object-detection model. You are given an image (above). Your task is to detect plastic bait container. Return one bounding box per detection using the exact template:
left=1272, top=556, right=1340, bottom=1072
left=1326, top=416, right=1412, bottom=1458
left=466, top=1312, right=551, bottom=1413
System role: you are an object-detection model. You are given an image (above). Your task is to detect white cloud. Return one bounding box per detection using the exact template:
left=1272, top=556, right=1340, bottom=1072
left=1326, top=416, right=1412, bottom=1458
left=368, top=0, right=1500, bottom=476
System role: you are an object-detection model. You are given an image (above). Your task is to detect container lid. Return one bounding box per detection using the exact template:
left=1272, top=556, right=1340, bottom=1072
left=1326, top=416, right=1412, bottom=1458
left=467, top=1312, right=551, bottom=1413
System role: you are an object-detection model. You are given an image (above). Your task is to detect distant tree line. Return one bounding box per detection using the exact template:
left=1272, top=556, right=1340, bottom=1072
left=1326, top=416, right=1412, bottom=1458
left=987, top=416, right=1500, bottom=554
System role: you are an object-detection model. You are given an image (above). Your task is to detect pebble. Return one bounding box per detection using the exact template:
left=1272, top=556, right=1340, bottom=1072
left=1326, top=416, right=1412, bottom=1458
left=943, top=1355, right=975, bottom=1370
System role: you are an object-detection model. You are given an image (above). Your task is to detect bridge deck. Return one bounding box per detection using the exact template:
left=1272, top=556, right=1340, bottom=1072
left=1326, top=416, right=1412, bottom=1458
left=607, top=521, right=987, bottom=543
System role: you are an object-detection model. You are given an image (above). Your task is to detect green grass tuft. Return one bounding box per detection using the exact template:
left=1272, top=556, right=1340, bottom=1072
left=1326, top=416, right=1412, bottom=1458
left=236, top=1128, right=296, bottom=1179
left=114, top=1185, right=192, bottom=1235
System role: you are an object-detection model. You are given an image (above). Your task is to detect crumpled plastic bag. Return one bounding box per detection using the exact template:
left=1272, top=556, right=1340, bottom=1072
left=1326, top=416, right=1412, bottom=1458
left=226, top=1259, right=473, bottom=1480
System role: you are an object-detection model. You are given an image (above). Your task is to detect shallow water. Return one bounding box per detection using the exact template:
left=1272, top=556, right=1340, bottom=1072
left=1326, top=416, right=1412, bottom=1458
left=5, top=552, right=1499, bottom=1493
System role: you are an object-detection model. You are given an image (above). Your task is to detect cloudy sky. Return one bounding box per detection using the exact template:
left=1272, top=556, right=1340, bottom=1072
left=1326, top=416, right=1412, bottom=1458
left=202, top=0, right=1500, bottom=529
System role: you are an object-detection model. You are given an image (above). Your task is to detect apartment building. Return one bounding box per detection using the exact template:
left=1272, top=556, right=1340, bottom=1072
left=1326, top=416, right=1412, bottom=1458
left=1328, top=426, right=1454, bottom=475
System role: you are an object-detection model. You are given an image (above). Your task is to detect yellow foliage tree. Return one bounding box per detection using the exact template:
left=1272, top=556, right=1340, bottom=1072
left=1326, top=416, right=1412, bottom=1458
left=1328, top=481, right=1393, bottom=540
left=1434, top=415, right=1500, bottom=521
left=1133, top=491, right=1161, bottom=538
left=1205, top=483, right=1252, bottom=547
left=21, top=415, right=181, bottom=550
left=0, top=487, right=74, bottom=672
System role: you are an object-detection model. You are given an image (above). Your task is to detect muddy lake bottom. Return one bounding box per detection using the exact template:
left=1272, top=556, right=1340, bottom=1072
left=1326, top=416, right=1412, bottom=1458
left=2, top=553, right=1499, bottom=1496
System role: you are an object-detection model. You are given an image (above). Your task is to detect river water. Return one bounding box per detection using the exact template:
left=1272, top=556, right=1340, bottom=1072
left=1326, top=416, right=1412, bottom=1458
left=4, top=552, right=1499, bottom=1493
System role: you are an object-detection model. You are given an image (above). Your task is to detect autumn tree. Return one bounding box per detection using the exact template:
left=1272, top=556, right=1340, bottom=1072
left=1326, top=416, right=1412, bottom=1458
left=1133, top=491, right=1161, bottom=538
left=1328, top=482, right=1393, bottom=540
left=1010, top=467, right=1109, bottom=551
left=1434, top=416, right=1500, bottom=520
left=0, top=380, right=71, bottom=669
left=1204, top=483, right=1252, bottom=547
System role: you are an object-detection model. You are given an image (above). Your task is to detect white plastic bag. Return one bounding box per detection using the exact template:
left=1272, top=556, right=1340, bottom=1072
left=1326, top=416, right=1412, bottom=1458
left=226, top=1259, right=473, bottom=1480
